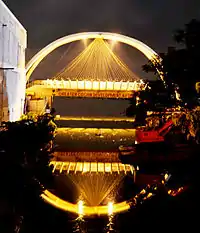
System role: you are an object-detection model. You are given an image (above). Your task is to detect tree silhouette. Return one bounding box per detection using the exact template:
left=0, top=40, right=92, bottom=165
left=126, top=80, right=175, bottom=124
left=143, top=19, right=200, bottom=105
left=0, top=114, right=56, bottom=232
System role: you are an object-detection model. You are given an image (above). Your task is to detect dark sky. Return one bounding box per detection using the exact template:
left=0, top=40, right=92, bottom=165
left=4, top=0, right=200, bottom=51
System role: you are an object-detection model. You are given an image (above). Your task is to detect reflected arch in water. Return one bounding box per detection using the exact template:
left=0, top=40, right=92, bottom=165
left=41, top=190, right=130, bottom=216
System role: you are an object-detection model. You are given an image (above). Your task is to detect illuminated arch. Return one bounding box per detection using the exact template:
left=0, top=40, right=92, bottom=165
left=26, top=32, right=161, bottom=81
left=41, top=190, right=130, bottom=216
left=26, top=33, right=162, bottom=214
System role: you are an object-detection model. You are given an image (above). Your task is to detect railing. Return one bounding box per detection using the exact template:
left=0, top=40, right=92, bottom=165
left=50, top=161, right=135, bottom=175
left=26, top=79, right=147, bottom=92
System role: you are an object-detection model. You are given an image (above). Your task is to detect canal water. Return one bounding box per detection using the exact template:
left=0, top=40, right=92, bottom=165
left=34, top=120, right=198, bottom=233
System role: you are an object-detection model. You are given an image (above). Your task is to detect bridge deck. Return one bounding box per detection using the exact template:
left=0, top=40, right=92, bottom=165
left=26, top=79, right=145, bottom=98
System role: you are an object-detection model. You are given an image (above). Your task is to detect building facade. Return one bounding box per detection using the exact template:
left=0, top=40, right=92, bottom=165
left=0, top=0, right=27, bottom=122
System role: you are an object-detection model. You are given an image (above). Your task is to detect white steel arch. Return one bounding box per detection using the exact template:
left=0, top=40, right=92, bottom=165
left=26, top=32, right=161, bottom=81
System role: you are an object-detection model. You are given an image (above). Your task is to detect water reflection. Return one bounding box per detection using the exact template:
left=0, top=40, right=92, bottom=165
left=105, top=202, right=116, bottom=233
left=69, top=173, right=124, bottom=206
left=66, top=171, right=187, bottom=232
left=73, top=216, right=87, bottom=233
left=73, top=202, right=116, bottom=233
left=73, top=215, right=116, bottom=233
left=105, top=214, right=115, bottom=233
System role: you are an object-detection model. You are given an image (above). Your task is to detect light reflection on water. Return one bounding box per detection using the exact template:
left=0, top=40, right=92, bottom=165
left=105, top=214, right=116, bottom=233
left=105, top=202, right=116, bottom=232
left=70, top=171, right=185, bottom=232
left=73, top=214, right=116, bottom=233
left=73, top=216, right=87, bottom=233
left=73, top=201, right=116, bottom=233
left=69, top=173, right=124, bottom=207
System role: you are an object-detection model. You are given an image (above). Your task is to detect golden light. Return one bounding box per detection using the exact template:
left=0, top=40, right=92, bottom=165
left=55, top=115, right=60, bottom=119
left=168, top=190, right=172, bottom=195
left=108, top=202, right=113, bottom=216
left=40, top=182, right=186, bottom=216
left=26, top=79, right=145, bottom=97
left=41, top=190, right=130, bottom=216
left=167, top=187, right=184, bottom=197
left=140, top=189, right=146, bottom=195
left=146, top=193, right=153, bottom=198
left=164, top=173, right=168, bottom=181
left=26, top=32, right=161, bottom=82
left=78, top=200, right=84, bottom=216
left=178, top=187, right=183, bottom=192
left=136, top=96, right=140, bottom=106
left=50, top=161, right=136, bottom=175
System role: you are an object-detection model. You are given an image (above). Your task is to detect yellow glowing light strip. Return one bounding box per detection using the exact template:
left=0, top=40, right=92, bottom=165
left=28, top=79, right=145, bottom=91
left=55, top=116, right=135, bottom=122
left=41, top=190, right=130, bottom=216
left=26, top=32, right=161, bottom=82
left=56, top=127, right=136, bottom=132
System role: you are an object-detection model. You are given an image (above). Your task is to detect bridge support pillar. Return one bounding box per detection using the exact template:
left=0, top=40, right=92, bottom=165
left=26, top=95, right=52, bottom=115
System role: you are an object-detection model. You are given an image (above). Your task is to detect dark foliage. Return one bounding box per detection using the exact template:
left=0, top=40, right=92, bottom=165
left=143, top=19, right=200, bottom=104
left=0, top=114, right=56, bottom=232
left=126, top=82, right=175, bottom=124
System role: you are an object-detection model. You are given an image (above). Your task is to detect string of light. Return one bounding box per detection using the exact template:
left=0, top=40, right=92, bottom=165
left=51, top=38, right=141, bottom=82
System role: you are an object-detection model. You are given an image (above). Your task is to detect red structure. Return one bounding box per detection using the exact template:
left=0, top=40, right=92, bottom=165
left=135, top=120, right=173, bottom=144
left=118, top=120, right=175, bottom=159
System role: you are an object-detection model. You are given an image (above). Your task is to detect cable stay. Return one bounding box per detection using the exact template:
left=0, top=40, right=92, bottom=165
left=50, top=38, right=141, bottom=82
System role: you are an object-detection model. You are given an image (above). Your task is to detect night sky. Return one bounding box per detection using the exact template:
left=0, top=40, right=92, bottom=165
left=3, top=0, right=200, bottom=116
left=5, top=0, right=200, bottom=50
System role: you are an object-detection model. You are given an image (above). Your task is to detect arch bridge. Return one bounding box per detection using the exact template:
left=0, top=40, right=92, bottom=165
left=25, top=32, right=161, bottom=114
left=25, top=32, right=161, bottom=216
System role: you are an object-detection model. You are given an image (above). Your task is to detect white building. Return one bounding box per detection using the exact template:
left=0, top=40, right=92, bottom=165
left=0, top=0, right=27, bottom=122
